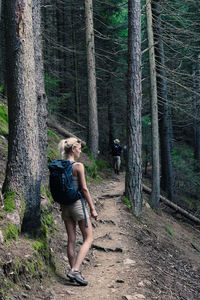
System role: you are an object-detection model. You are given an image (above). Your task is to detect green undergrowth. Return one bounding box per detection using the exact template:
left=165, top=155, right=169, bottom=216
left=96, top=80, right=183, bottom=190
left=0, top=251, right=51, bottom=300
left=83, top=146, right=111, bottom=181
left=172, top=144, right=200, bottom=199
left=32, top=189, right=56, bottom=271
left=0, top=186, right=56, bottom=299
left=3, top=191, right=16, bottom=213
left=47, top=129, right=60, bottom=161
left=0, top=100, right=8, bottom=136
left=4, top=223, right=18, bottom=242
left=165, top=224, right=175, bottom=237
left=123, top=196, right=132, bottom=208
left=41, top=184, right=54, bottom=204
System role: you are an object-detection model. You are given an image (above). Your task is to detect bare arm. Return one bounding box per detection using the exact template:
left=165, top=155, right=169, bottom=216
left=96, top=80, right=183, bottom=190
left=74, top=163, right=98, bottom=219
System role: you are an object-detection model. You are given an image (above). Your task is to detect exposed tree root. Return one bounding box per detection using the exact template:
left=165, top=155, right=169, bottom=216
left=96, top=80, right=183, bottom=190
left=92, top=243, right=123, bottom=252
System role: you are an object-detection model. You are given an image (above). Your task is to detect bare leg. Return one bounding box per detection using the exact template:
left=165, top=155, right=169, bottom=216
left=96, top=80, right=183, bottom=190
left=114, top=161, right=117, bottom=173
left=64, top=219, right=76, bottom=268
left=72, top=218, right=93, bottom=271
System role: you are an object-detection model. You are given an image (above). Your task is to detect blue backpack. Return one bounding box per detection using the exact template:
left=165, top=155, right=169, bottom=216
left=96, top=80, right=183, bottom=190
left=48, top=159, right=88, bottom=227
left=48, top=160, right=81, bottom=205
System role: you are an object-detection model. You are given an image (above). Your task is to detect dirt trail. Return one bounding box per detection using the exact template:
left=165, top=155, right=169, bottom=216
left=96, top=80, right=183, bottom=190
left=35, top=173, right=199, bottom=300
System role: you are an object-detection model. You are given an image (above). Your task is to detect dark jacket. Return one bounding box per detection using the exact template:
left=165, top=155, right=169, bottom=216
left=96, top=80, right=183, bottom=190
left=112, top=143, right=122, bottom=156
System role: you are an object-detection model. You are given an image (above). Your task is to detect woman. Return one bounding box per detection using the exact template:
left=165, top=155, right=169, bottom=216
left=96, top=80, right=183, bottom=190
left=58, top=138, right=98, bottom=286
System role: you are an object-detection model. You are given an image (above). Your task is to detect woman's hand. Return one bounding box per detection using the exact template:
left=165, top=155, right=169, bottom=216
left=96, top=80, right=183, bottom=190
left=90, top=208, right=98, bottom=220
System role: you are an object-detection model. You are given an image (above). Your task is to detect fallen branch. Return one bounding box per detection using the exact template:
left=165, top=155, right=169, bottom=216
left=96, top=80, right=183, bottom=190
left=191, top=242, right=200, bottom=253
left=142, top=184, right=200, bottom=225
left=55, top=113, right=86, bottom=129
left=47, top=118, right=86, bottom=146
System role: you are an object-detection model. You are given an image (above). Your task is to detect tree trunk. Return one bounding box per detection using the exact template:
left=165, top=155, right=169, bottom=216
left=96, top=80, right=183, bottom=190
left=0, top=0, right=2, bottom=85
left=194, top=54, right=200, bottom=170
left=146, top=0, right=160, bottom=209
left=107, top=75, right=115, bottom=149
left=56, top=0, right=65, bottom=96
left=3, top=0, right=41, bottom=233
left=32, top=0, right=48, bottom=184
left=85, top=0, right=99, bottom=159
left=0, top=0, right=5, bottom=89
left=125, top=0, right=142, bottom=217
left=152, top=0, right=174, bottom=202
left=71, top=2, right=80, bottom=123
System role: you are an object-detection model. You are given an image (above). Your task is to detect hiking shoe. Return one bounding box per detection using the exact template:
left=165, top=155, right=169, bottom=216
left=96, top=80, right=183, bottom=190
left=67, top=269, right=75, bottom=282
left=71, top=270, right=88, bottom=286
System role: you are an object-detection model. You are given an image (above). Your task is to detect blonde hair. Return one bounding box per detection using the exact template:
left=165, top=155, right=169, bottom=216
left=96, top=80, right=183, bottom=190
left=58, top=138, right=81, bottom=159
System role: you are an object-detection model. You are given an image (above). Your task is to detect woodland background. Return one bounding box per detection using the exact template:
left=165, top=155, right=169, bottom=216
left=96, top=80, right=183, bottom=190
left=0, top=1, right=200, bottom=299
left=0, top=0, right=200, bottom=229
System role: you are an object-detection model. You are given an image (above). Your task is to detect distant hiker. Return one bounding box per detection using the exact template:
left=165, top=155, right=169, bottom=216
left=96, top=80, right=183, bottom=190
left=111, top=139, right=122, bottom=175
left=57, top=138, right=98, bottom=286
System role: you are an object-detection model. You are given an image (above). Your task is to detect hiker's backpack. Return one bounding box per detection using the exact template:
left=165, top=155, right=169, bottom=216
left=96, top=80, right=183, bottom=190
left=112, top=143, right=121, bottom=156
left=48, top=160, right=81, bottom=205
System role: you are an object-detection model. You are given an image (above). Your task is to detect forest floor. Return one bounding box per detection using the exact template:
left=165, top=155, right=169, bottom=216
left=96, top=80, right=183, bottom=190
left=5, top=171, right=199, bottom=300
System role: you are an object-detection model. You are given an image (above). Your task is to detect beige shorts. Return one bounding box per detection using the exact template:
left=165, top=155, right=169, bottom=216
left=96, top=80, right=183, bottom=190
left=113, top=156, right=121, bottom=166
left=61, top=199, right=89, bottom=222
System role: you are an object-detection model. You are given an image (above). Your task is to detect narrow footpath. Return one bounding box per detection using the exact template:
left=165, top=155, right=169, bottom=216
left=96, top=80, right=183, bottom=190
left=34, top=173, right=200, bottom=300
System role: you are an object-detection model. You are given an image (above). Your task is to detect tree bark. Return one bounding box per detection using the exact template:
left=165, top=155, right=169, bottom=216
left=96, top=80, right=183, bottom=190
left=71, top=2, right=80, bottom=123
left=0, top=0, right=2, bottom=85
left=194, top=54, right=200, bottom=170
left=0, top=0, right=5, bottom=89
left=107, top=74, right=115, bottom=149
left=152, top=0, right=174, bottom=202
left=4, top=0, right=41, bottom=233
left=32, top=0, right=48, bottom=183
left=146, top=0, right=160, bottom=209
left=125, top=0, right=142, bottom=217
left=85, top=0, right=99, bottom=159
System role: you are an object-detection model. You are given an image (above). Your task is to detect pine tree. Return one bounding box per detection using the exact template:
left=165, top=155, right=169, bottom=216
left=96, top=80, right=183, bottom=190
left=3, top=0, right=46, bottom=234
left=126, top=0, right=142, bottom=216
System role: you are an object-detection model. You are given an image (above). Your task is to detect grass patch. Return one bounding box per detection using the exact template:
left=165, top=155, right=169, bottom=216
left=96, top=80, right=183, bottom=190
left=4, top=223, right=18, bottom=241
left=47, top=129, right=59, bottom=140
left=47, top=129, right=60, bottom=161
left=165, top=225, right=174, bottom=237
left=41, top=185, right=54, bottom=204
left=47, top=146, right=59, bottom=162
left=0, top=101, right=8, bottom=136
left=4, top=191, right=16, bottom=213
left=96, top=159, right=111, bottom=171
left=123, top=196, right=132, bottom=208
